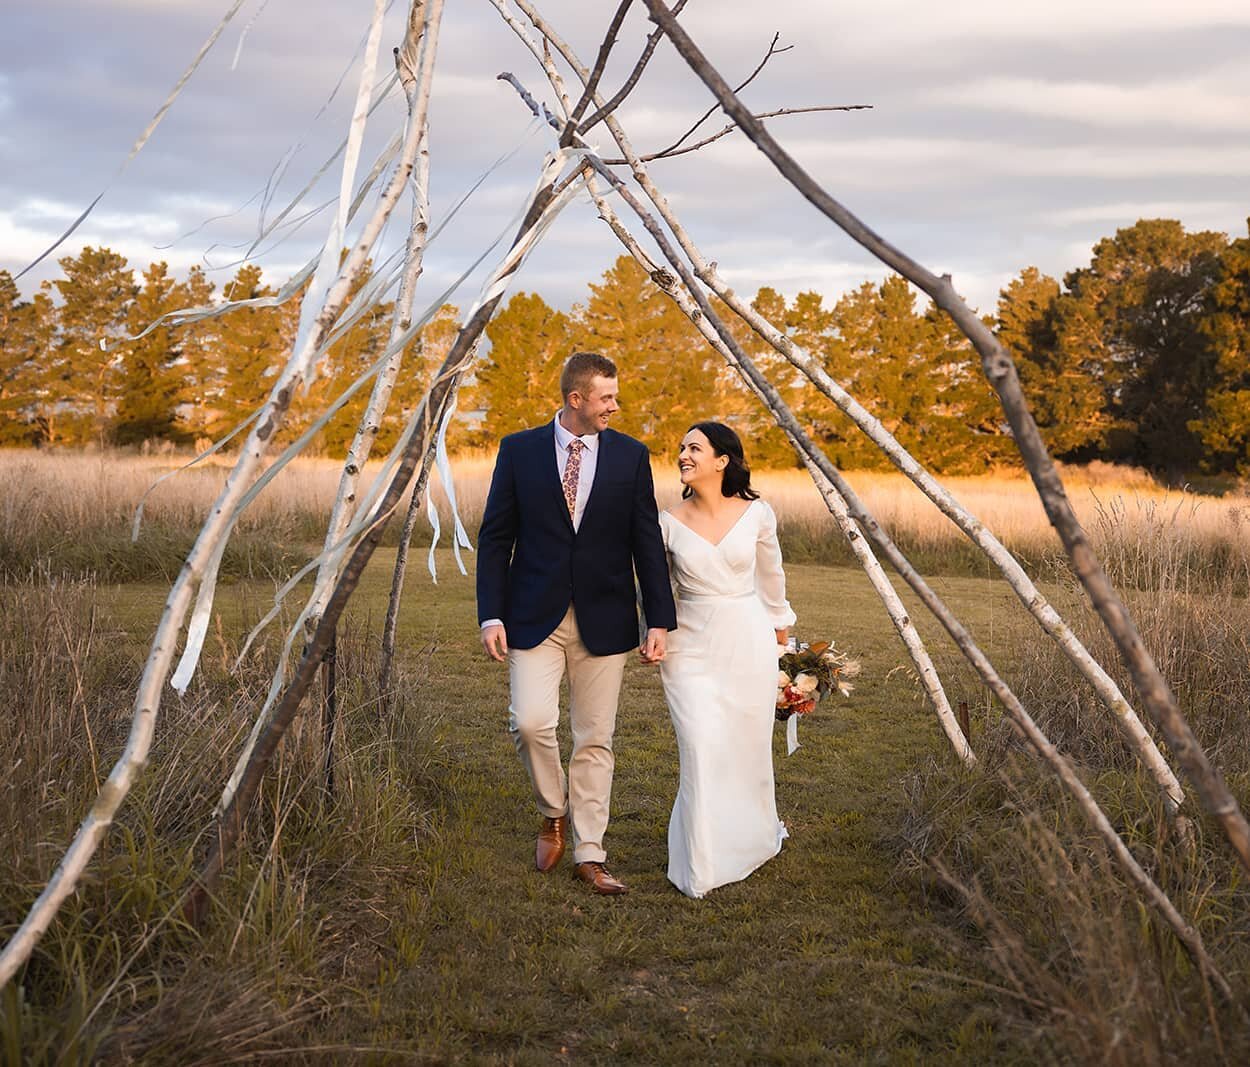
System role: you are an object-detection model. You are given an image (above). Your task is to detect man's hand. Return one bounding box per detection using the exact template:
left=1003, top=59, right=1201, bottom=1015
left=482, top=623, right=509, bottom=662
left=639, top=627, right=667, bottom=665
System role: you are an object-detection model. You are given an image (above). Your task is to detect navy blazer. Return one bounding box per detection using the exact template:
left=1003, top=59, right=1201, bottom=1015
left=476, top=423, right=678, bottom=655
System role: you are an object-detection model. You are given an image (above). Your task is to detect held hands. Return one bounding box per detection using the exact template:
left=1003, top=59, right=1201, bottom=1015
left=482, top=623, right=509, bottom=662
left=639, top=627, right=667, bottom=665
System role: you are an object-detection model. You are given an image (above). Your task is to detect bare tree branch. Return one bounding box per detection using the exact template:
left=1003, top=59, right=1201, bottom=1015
left=639, top=0, right=1250, bottom=879
left=184, top=134, right=598, bottom=923
left=516, top=3, right=1182, bottom=822
left=492, top=10, right=1232, bottom=1000
left=656, top=32, right=792, bottom=160
left=600, top=104, right=872, bottom=165
left=560, top=0, right=632, bottom=146
left=577, top=0, right=689, bottom=133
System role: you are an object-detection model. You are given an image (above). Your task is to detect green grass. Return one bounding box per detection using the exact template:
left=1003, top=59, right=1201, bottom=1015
left=345, top=558, right=1030, bottom=1063
left=4, top=553, right=1049, bottom=1062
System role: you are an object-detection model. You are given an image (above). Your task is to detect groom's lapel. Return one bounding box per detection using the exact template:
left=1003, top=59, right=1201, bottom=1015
left=536, top=422, right=573, bottom=532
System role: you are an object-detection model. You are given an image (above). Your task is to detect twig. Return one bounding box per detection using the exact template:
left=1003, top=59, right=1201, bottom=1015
left=654, top=32, right=792, bottom=161
left=577, top=0, right=689, bottom=133
left=600, top=104, right=872, bottom=165
left=559, top=0, right=632, bottom=146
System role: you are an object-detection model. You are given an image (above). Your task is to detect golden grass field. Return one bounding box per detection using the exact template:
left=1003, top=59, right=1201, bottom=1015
left=4, top=447, right=1250, bottom=1061
left=5, top=449, right=1248, bottom=583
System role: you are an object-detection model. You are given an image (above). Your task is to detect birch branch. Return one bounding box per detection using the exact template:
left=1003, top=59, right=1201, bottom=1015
left=213, top=3, right=443, bottom=817
left=588, top=182, right=972, bottom=766
left=640, top=0, right=1250, bottom=871
left=494, top=11, right=1229, bottom=997
left=577, top=0, right=688, bottom=133
left=378, top=416, right=445, bottom=704
left=598, top=164, right=1230, bottom=1001
left=308, top=5, right=436, bottom=627
left=184, top=141, right=594, bottom=922
left=487, top=36, right=968, bottom=766
left=529, top=20, right=1180, bottom=813
left=504, top=0, right=1184, bottom=819
left=559, top=0, right=632, bottom=145
left=491, top=6, right=967, bottom=758
left=0, top=0, right=425, bottom=989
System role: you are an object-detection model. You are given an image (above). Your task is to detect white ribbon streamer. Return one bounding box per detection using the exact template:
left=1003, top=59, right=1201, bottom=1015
left=171, top=536, right=227, bottom=694
left=426, top=397, right=473, bottom=582
left=786, top=712, right=800, bottom=756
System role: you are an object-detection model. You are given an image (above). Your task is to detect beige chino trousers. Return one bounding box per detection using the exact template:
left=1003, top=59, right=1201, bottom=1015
left=508, top=606, right=627, bottom=865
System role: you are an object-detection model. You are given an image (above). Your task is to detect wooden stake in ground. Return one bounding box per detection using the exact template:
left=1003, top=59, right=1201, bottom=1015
left=639, top=0, right=1250, bottom=877
left=307, top=1, right=434, bottom=780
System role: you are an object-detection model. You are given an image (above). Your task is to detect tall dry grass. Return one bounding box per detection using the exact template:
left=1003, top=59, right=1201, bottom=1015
left=6, top=449, right=1250, bottom=590
left=0, top=574, right=443, bottom=1061
left=4, top=449, right=1250, bottom=1059
left=0, top=450, right=437, bottom=583
left=903, top=498, right=1250, bottom=1063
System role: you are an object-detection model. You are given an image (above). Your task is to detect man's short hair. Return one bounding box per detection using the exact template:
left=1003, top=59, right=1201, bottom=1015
left=560, top=351, right=617, bottom=400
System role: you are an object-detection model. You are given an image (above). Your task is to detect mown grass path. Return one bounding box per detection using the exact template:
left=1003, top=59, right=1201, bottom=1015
left=92, top=552, right=1040, bottom=1062
left=311, top=555, right=1035, bottom=1063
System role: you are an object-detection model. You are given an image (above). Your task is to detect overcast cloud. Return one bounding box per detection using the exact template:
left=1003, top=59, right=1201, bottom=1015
left=2, top=0, right=1248, bottom=316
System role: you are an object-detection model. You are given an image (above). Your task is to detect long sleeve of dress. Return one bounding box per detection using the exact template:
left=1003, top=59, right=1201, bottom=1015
left=755, top=501, right=796, bottom=629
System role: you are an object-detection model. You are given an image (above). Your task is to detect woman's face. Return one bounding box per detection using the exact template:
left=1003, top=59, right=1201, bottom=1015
left=678, top=429, right=727, bottom=490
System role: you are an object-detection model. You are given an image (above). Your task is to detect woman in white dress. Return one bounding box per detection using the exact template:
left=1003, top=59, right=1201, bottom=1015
left=657, top=421, right=796, bottom=899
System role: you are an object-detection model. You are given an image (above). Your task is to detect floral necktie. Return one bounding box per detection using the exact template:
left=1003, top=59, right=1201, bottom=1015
left=562, top=439, right=584, bottom=520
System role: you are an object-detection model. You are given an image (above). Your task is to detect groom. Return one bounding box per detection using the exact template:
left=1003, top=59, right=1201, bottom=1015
left=477, top=351, right=676, bottom=895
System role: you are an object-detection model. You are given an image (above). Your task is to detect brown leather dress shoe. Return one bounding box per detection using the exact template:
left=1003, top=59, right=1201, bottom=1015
left=574, top=861, right=629, bottom=895
left=536, top=815, right=568, bottom=872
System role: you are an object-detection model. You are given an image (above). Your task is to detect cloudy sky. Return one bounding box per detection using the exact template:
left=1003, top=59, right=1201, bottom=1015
left=2, top=0, right=1248, bottom=317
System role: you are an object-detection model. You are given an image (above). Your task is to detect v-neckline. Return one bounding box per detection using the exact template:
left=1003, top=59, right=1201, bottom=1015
left=666, top=499, right=756, bottom=549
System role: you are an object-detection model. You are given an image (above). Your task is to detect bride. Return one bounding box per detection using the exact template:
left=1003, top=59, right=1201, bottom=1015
left=655, top=421, right=795, bottom=899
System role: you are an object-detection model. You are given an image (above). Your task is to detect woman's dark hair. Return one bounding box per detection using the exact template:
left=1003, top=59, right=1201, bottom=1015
left=682, top=421, right=760, bottom=501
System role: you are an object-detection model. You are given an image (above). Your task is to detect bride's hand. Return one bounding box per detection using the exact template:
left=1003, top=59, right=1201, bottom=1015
left=639, top=627, right=667, bottom=665
left=774, top=628, right=788, bottom=647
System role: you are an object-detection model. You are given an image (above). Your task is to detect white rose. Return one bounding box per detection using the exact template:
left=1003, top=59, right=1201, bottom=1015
left=794, top=672, right=819, bottom=695
left=778, top=670, right=792, bottom=688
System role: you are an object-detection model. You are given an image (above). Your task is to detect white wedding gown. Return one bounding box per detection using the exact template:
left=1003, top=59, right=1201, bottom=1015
left=659, top=499, right=797, bottom=899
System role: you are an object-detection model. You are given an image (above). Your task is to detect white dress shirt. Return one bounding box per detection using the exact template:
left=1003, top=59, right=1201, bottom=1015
left=480, top=413, right=602, bottom=631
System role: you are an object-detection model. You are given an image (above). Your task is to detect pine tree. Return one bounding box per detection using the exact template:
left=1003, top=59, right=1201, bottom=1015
left=305, top=262, right=394, bottom=456
left=0, top=271, right=52, bottom=445
left=173, top=266, right=219, bottom=440
left=206, top=264, right=292, bottom=437
left=741, top=287, right=827, bottom=468
left=574, top=255, right=713, bottom=453
left=996, top=266, right=1108, bottom=458
left=51, top=246, right=138, bottom=445
left=475, top=291, right=571, bottom=438
left=1052, top=220, right=1226, bottom=474
left=113, top=262, right=183, bottom=445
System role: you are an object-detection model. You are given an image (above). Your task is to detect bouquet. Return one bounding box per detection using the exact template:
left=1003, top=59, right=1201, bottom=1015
left=776, top=640, right=860, bottom=724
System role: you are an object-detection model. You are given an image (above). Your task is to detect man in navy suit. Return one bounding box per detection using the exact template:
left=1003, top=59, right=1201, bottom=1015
left=478, top=352, right=677, bottom=895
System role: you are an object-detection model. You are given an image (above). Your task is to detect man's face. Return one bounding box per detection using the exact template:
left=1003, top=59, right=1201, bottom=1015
left=567, top=374, right=619, bottom=435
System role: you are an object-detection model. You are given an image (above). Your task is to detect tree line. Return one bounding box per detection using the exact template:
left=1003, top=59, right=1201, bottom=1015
left=1, top=217, right=1247, bottom=475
